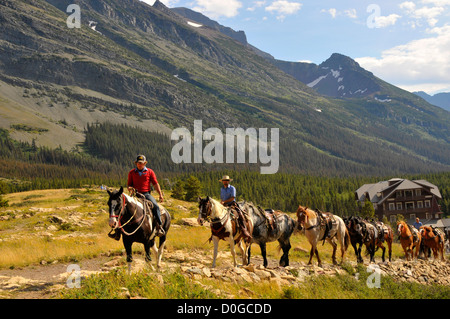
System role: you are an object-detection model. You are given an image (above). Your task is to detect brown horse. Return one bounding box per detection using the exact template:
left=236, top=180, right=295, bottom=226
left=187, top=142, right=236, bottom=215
left=397, top=221, right=421, bottom=261
left=420, top=226, right=445, bottom=261
left=296, top=205, right=349, bottom=266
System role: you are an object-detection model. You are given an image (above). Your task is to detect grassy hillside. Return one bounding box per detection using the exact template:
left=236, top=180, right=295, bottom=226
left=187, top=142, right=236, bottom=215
left=0, top=0, right=449, bottom=176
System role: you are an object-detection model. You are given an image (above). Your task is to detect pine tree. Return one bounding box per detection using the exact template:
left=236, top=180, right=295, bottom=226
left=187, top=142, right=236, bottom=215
left=360, top=198, right=375, bottom=219
left=184, top=175, right=202, bottom=202
left=172, top=179, right=185, bottom=200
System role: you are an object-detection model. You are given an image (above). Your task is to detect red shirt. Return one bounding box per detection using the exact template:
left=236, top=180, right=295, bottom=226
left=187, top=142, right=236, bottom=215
left=127, top=167, right=158, bottom=193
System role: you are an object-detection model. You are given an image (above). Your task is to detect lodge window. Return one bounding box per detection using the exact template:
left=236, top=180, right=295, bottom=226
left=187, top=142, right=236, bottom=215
left=425, top=200, right=431, bottom=208
left=406, top=202, right=414, bottom=210
left=410, top=213, right=416, bottom=219
left=389, top=203, right=395, bottom=211
left=405, top=190, right=413, bottom=197
left=415, top=189, right=421, bottom=196
left=396, top=203, right=402, bottom=210
left=417, top=201, right=423, bottom=209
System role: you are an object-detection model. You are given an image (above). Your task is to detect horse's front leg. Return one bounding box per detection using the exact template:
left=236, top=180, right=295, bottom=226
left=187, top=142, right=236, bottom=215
left=144, top=241, right=153, bottom=263
left=123, top=238, right=133, bottom=274
left=212, top=236, right=219, bottom=268
left=260, top=243, right=268, bottom=268
left=237, top=240, right=247, bottom=266
left=380, top=244, right=386, bottom=263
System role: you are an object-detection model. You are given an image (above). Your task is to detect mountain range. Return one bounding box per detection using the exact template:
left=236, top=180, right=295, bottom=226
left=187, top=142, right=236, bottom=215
left=413, top=91, right=450, bottom=112
left=0, top=0, right=449, bottom=176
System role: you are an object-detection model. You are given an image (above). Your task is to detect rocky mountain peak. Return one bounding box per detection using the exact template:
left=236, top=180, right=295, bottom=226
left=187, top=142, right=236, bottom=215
left=320, top=53, right=362, bottom=71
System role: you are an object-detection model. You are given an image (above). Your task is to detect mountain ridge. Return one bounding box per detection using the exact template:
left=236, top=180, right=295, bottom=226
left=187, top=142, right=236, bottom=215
left=0, top=0, right=449, bottom=176
left=414, top=91, right=450, bottom=112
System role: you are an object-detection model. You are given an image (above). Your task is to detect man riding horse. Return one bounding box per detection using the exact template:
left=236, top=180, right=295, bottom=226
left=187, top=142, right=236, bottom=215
left=219, top=175, right=252, bottom=240
left=127, top=155, right=165, bottom=237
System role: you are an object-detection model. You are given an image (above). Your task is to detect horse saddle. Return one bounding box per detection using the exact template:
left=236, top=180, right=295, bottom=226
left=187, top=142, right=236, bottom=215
left=264, top=209, right=278, bottom=233
left=134, top=192, right=154, bottom=215
left=317, top=210, right=336, bottom=241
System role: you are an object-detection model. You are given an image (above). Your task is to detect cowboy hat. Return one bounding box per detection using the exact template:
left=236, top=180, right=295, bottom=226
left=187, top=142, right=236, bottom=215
left=219, top=175, right=233, bottom=182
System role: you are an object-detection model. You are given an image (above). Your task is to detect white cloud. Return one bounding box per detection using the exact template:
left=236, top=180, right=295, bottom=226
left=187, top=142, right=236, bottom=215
left=400, top=1, right=448, bottom=27
left=322, top=8, right=337, bottom=18
left=265, top=1, right=302, bottom=20
left=356, top=25, right=450, bottom=94
left=321, top=8, right=357, bottom=19
left=344, top=9, right=357, bottom=19
left=399, top=1, right=416, bottom=12
left=247, top=1, right=266, bottom=11
left=192, top=0, right=243, bottom=19
left=374, top=14, right=402, bottom=28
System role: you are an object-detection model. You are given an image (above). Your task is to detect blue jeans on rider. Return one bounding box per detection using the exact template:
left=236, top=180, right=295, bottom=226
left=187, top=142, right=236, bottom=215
left=142, top=192, right=162, bottom=225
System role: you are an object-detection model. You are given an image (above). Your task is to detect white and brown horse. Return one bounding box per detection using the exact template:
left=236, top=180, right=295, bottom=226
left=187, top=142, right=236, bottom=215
left=420, top=226, right=445, bottom=261
left=107, top=187, right=171, bottom=269
left=397, top=221, right=421, bottom=261
left=198, top=197, right=253, bottom=268
left=297, top=205, right=349, bottom=266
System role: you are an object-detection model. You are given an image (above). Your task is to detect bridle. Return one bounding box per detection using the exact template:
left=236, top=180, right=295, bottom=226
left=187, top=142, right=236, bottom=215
left=199, top=198, right=230, bottom=235
left=109, top=194, right=146, bottom=236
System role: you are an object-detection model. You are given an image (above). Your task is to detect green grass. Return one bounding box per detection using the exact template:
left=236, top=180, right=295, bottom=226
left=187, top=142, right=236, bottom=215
left=59, top=263, right=450, bottom=299
left=60, top=268, right=218, bottom=299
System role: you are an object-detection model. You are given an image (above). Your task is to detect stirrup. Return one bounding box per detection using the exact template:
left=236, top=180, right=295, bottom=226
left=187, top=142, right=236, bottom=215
left=156, top=226, right=165, bottom=237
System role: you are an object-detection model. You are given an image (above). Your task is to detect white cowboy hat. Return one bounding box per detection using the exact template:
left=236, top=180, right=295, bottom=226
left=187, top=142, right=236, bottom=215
left=219, top=175, right=233, bottom=182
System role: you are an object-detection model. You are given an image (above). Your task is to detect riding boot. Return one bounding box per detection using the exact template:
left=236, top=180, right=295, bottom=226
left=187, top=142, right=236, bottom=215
left=108, top=229, right=121, bottom=241
left=153, top=207, right=165, bottom=237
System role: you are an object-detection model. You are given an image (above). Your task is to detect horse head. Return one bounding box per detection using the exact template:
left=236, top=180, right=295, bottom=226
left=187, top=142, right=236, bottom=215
left=348, top=216, right=363, bottom=235
left=107, top=186, right=125, bottom=229
left=197, top=196, right=212, bottom=226
left=296, top=205, right=309, bottom=230
left=420, top=226, right=434, bottom=240
left=397, top=221, right=403, bottom=234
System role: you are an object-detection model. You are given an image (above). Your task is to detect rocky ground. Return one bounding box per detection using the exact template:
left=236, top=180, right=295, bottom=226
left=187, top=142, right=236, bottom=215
left=0, top=247, right=448, bottom=299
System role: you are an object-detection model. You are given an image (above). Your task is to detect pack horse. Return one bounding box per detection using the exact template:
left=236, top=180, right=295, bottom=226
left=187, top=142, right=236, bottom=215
left=197, top=196, right=253, bottom=268
left=107, top=187, right=171, bottom=269
left=296, top=205, right=350, bottom=266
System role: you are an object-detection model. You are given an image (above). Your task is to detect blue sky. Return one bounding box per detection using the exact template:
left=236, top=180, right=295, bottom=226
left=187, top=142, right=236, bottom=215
left=141, top=0, right=450, bottom=95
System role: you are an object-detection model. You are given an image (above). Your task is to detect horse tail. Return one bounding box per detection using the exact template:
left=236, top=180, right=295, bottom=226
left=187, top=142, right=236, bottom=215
left=344, top=228, right=350, bottom=250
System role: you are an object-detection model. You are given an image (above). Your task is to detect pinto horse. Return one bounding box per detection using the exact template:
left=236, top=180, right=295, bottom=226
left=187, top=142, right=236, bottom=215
left=419, top=226, right=445, bottom=261
left=107, top=187, right=171, bottom=269
left=197, top=197, right=253, bottom=268
left=372, top=221, right=394, bottom=262
left=297, top=205, right=349, bottom=266
left=248, top=205, right=296, bottom=268
left=397, top=221, right=421, bottom=261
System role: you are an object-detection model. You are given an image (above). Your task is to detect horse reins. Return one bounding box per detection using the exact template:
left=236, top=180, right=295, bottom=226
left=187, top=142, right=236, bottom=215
left=110, top=194, right=147, bottom=236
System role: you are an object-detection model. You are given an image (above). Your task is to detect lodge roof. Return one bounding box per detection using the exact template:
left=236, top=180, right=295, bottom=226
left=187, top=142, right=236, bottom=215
left=355, top=178, right=442, bottom=204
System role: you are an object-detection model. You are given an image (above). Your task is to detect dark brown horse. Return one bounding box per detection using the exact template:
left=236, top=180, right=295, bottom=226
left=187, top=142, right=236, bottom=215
left=107, top=187, right=171, bottom=269
left=344, top=216, right=365, bottom=263
left=420, top=226, right=445, bottom=261
left=372, top=221, right=394, bottom=262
